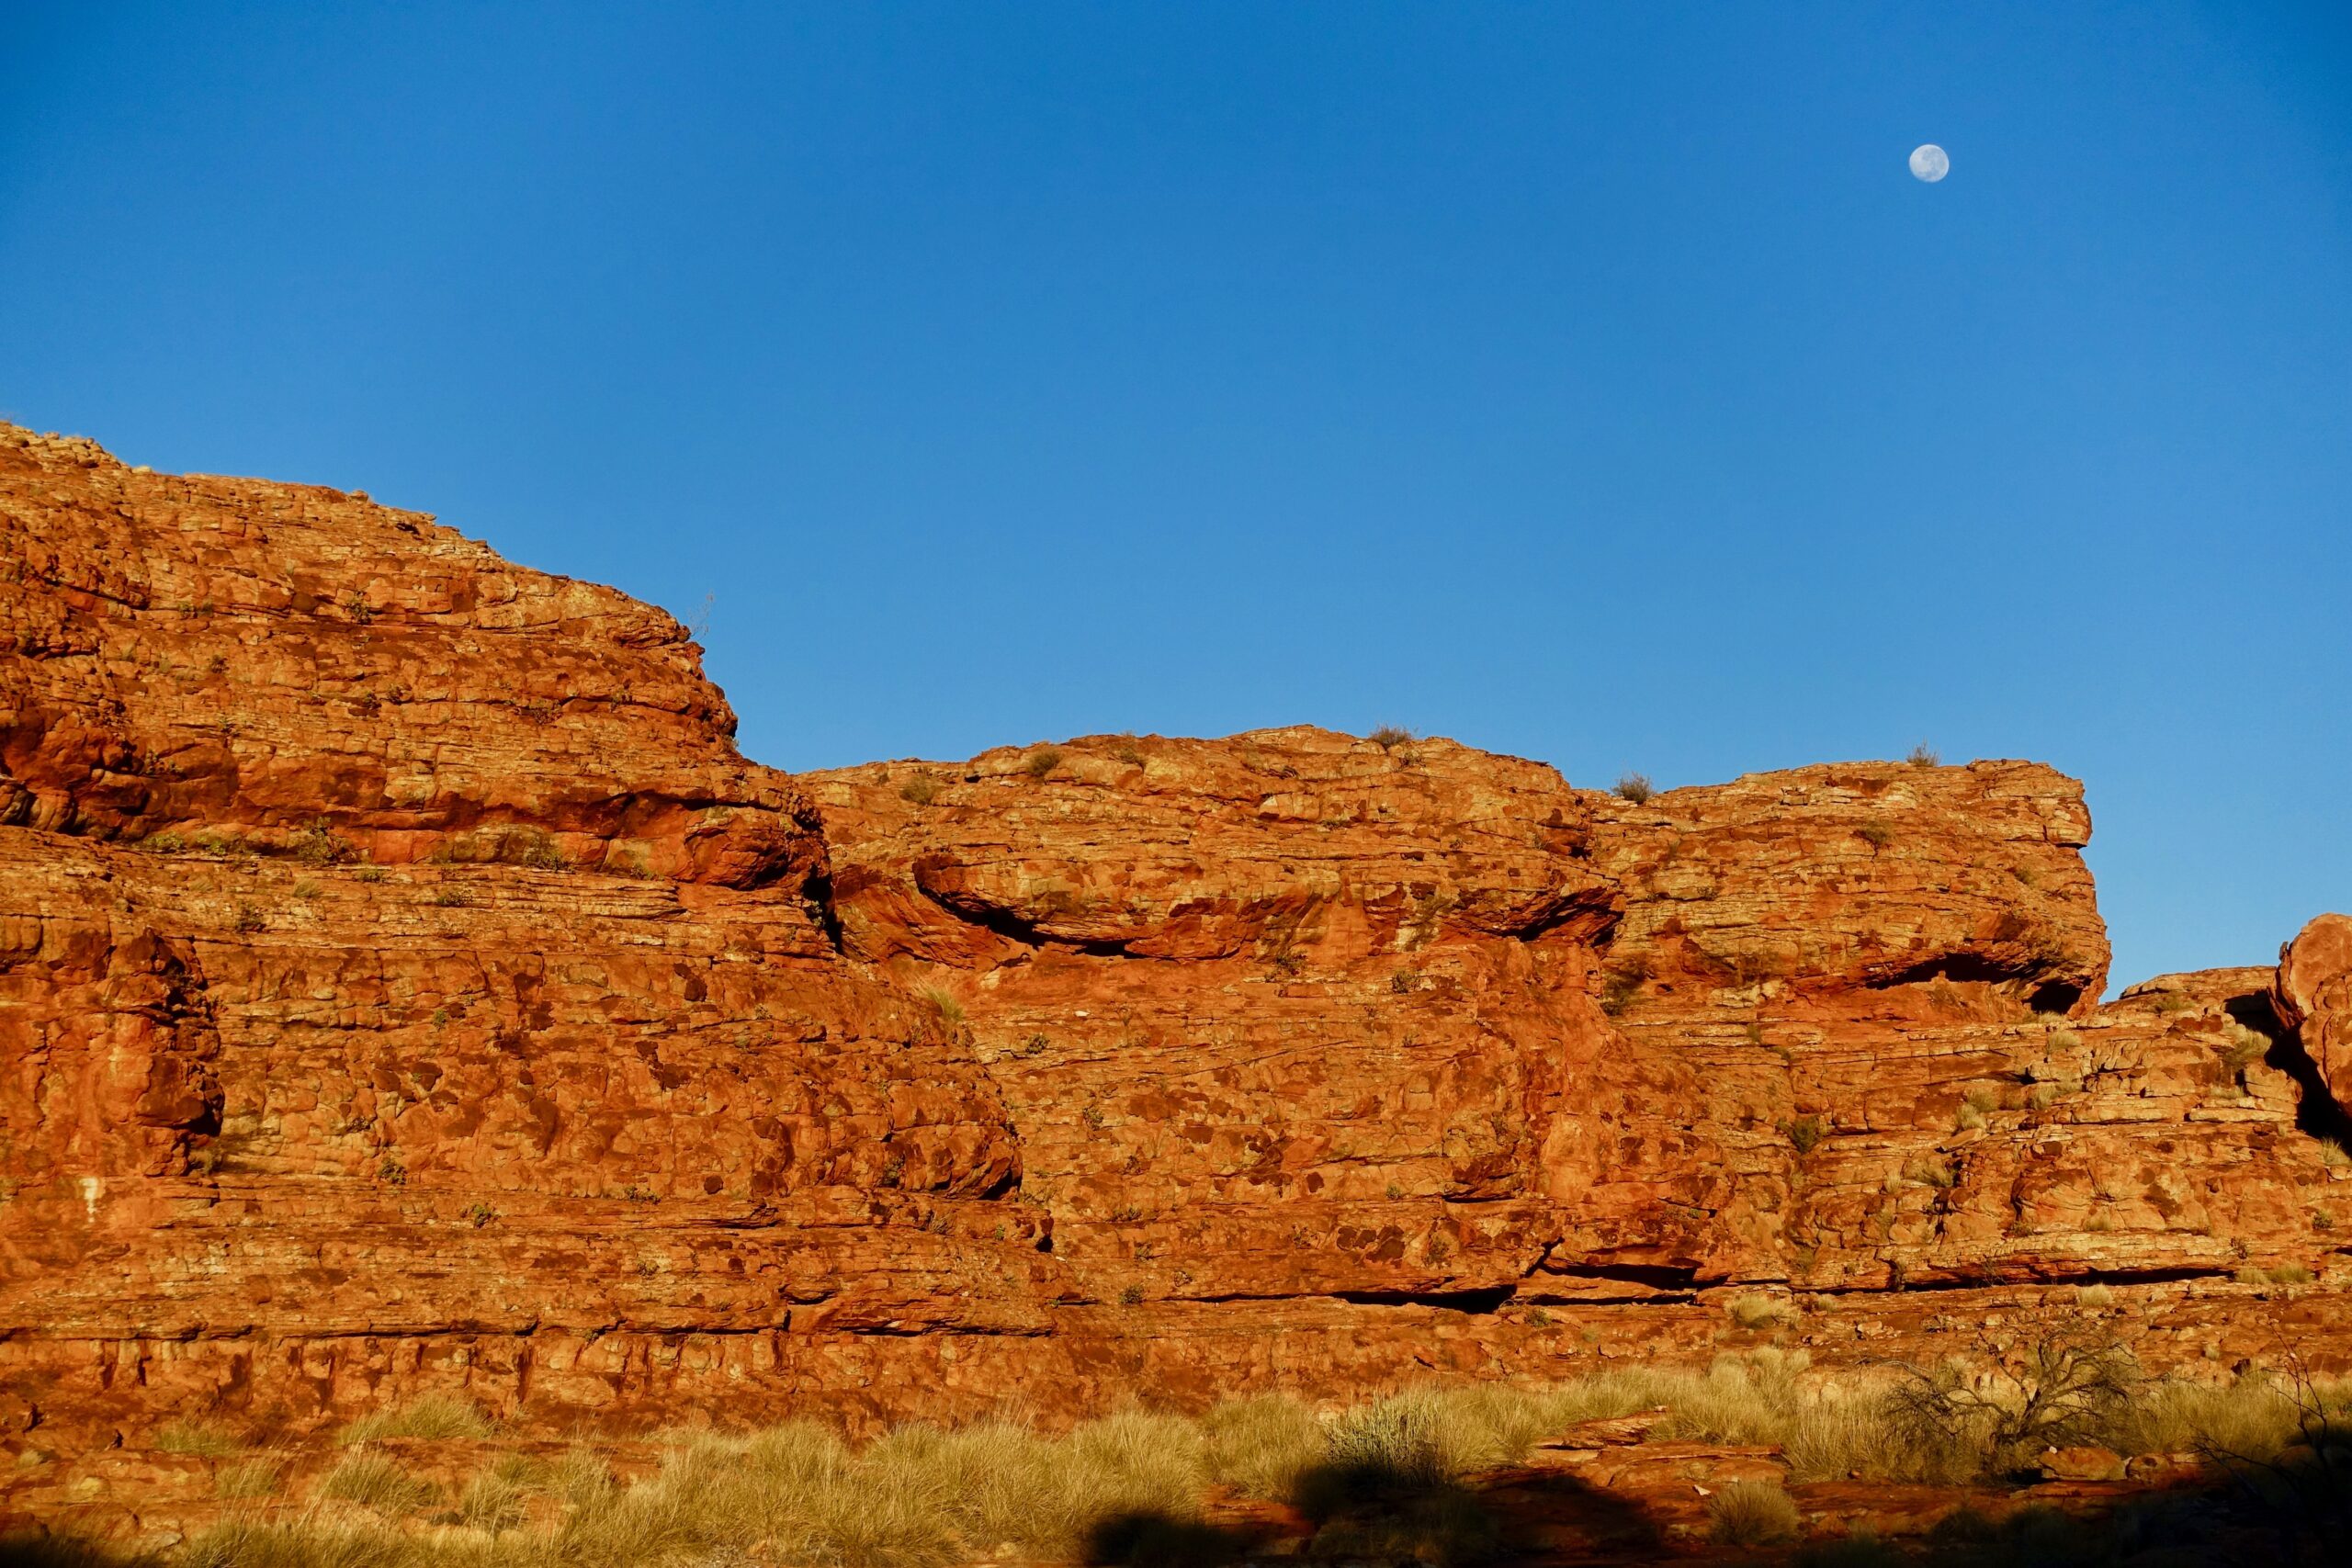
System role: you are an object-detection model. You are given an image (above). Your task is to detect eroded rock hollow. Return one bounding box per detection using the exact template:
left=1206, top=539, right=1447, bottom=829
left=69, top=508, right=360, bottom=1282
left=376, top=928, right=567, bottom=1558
left=3, top=422, right=2346, bottom=1456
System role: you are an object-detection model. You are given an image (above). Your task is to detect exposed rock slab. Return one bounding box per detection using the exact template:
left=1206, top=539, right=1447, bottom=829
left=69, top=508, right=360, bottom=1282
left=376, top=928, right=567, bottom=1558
left=2, top=421, right=2347, bottom=1492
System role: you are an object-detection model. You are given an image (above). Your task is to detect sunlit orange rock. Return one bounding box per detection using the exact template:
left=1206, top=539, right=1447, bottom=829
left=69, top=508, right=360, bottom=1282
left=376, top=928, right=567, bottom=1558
left=3, top=421, right=2346, bottom=1492
left=2275, top=913, right=2352, bottom=1110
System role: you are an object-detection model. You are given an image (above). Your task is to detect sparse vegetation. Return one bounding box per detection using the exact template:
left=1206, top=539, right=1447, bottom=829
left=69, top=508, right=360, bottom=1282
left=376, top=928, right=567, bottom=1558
left=455, top=1454, right=536, bottom=1532
left=1856, top=821, right=1893, bottom=850
left=1597, top=956, right=1651, bottom=1017
left=1025, top=747, right=1065, bottom=779
left=1368, top=726, right=1415, bottom=750
left=1708, top=1480, right=1801, bottom=1545
left=899, top=773, right=941, bottom=806
left=1885, top=1326, right=2143, bottom=1478
left=919, top=987, right=965, bottom=1031
left=40, top=1338, right=2352, bottom=1567
left=291, top=818, right=356, bottom=866
left=1784, top=1114, right=1826, bottom=1155
left=336, top=1393, right=495, bottom=1445
left=153, top=1418, right=241, bottom=1457
left=317, top=1451, right=437, bottom=1512
left=1612, top=772, right=1654, bottom=804
left=2223, top=1023, right=2272, bottom=1074
left=212, top=1457, right=282, bottom=1499
left=2238, top=1263, right=2314, bottom=1288
left=1724, top=1292, right=1794, bottom=1330
left=1905, top=743, right=1939, bottom=768
left=1201, top=1393, right=1324, bottom=1499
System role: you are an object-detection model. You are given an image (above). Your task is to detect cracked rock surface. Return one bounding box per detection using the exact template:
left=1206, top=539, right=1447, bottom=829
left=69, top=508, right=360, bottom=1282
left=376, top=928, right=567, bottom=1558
left=4, top=421, right=2348, bottom=1475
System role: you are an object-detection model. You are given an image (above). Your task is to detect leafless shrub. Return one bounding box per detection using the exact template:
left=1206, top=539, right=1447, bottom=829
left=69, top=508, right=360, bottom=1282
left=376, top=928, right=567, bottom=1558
left=1885, top=1326, right=2143, bottom=1478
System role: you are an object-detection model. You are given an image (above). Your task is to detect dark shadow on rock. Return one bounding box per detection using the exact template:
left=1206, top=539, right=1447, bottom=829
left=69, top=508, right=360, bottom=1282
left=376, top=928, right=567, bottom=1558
left=1082, top=1510, right=1261, bottom=1568
left=0, top=1538, right=135, bottom=1568
left=1290, top=1456, right=1661, bottom=1567
left=2230, top=989, right=2352, bottom=1156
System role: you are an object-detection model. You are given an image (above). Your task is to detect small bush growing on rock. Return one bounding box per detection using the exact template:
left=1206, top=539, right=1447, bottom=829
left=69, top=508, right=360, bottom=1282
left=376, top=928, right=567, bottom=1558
left=1612, top=772, right=1655, bottom=804
left=1317, top=1388, right=1526, bottom=1493
left=1025, top=748, right=1064, bottom=779
left=919, top=987, right=965, bottom=1031
left=318, top=1451, right=437, bottom=1512
left=337, top=1393, right=494, bottom=1445
left=454, top=1454, right=535, bottom=1531
left=1856, top=821, right=1893, bottom=849
left=1887, top=1327, right=2143, bottom=1477
left=1707, top=1480, right=1800, bottom=1545
left=1368, top=726, right=1415, bottom=750
left=899, top=773, right=941, bottom=806
left=212, top=1458, right=282, bottom=1499
left=553, top=1444, right=615, bottom=1508
left=1725, top=1293, right=1793, bottom=1330
left=2223, top=1023, right=2272, bottom=1074
left=1906, top=743, right=1940, bottom=768
left=1598, top=957, right=1651, bottom=1017
left=1202, top=1393, right=1325, bottom=1500
left=1784, top=1114, right=1826, bottom=1155
left=153, top=1418, right=241, bottom=1457
left=291, top=818, right=356, bottom=866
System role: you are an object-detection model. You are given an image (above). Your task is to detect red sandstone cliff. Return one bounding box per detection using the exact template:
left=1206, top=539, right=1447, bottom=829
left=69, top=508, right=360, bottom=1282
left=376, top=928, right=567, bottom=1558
left=3, top=422, right=2347, bottom=1476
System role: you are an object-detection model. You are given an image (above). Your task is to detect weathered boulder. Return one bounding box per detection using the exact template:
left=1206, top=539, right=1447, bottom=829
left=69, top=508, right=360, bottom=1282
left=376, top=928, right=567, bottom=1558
left=2275, top=913, right=2352, bottom=1109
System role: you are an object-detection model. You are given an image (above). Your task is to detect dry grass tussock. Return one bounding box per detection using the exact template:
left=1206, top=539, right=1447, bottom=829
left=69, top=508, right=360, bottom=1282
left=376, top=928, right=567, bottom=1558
left=335, top=1394, right=495, bottom=1446
left=50, top=1350, right=2352, bottom=1568
left=1707, top=1479, right=1801, bottom=1545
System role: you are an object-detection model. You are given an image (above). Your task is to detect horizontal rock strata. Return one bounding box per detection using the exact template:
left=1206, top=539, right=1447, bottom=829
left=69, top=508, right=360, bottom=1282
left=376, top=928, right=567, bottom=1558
left=4, top=422, right=2347, bottom=1506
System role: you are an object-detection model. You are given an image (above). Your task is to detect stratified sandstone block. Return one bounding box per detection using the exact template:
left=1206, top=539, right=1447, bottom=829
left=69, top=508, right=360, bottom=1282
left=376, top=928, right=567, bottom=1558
left=3, top=420, right=2346, bottom=1473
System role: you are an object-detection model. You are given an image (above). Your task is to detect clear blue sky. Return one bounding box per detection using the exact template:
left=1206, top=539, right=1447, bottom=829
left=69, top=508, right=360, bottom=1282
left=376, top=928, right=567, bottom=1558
left=4, top=4, right=2346, bottom=987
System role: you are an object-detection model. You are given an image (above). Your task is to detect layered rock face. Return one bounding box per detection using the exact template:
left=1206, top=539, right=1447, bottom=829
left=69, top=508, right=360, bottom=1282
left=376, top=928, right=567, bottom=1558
left=2, top=421, right=2347, bottom=1461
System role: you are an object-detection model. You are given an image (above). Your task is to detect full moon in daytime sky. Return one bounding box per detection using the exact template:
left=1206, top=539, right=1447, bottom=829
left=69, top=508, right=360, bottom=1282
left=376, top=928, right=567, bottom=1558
left=1909, top=143, right=1951, bottom=181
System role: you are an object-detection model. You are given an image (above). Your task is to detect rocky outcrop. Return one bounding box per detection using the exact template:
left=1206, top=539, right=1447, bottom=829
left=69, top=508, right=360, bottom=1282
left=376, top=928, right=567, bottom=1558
left=3, top=422, right=2347, bottom=1492
left=2276, top=913, right=2352, bottom=1110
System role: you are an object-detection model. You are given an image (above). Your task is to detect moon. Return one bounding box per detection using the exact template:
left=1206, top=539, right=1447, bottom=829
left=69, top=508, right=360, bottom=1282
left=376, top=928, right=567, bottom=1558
left=1909, top=143, right=1950, bottom=183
